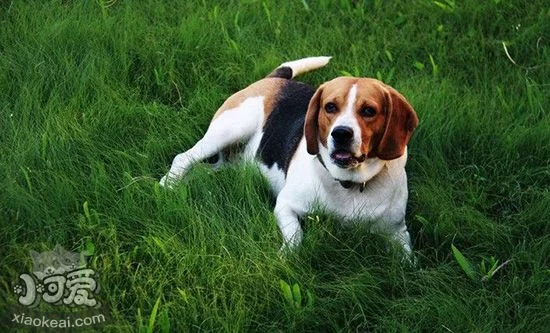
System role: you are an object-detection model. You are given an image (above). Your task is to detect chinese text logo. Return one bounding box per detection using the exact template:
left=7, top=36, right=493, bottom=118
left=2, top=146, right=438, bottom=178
left=13, top=245, right=100, bottom=308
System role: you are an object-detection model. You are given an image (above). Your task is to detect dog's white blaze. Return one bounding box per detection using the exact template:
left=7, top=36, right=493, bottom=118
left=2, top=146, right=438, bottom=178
left=329, top=84, right=361, bottom=153
left=343, top=83, right=358, bottom=117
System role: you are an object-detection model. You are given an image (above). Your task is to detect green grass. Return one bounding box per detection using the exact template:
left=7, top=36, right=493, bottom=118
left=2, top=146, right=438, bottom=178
left=1, top=0, right=548, bottom=331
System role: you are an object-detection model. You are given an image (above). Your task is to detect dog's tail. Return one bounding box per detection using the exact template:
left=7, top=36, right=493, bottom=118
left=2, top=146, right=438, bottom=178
left=267, top=56, right=331, bottom=80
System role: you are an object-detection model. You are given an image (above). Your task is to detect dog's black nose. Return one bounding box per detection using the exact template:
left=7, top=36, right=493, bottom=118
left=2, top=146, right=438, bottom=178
left=331, top=126, right=354, bottom=143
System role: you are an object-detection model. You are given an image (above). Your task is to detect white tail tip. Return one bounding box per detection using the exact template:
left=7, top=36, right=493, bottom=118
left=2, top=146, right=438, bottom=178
left=280, top=56, right=332, bottom=78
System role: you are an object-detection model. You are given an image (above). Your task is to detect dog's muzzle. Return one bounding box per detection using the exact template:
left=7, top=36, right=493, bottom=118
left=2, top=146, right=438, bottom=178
left=330, top=150, right=366, bottom=168
left=330, top=126, right=365, bottom=168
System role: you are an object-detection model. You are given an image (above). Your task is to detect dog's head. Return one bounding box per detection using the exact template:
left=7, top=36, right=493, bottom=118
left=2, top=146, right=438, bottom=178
left=305, top=77, right=418, bottom=181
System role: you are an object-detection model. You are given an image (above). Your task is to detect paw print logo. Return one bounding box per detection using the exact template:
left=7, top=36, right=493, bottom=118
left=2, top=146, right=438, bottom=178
left=13, top=284, right=24, bottom=295
left=36, top=283, right=45, bottom=294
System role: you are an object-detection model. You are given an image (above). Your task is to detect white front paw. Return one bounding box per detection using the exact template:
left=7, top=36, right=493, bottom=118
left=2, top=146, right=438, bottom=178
left=278, top=242, right=296, bottom=256
left=278, top=232, right=303, bottom=256
left=159, top=174, right=176, bottom=189
left=159, top=175, right=167, bottom=187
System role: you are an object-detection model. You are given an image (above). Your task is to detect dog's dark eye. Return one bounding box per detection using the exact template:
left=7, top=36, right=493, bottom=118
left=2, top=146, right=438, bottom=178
left=360, top=107, right=376, bottom=118
left=325, top=102, right=337, bottom=113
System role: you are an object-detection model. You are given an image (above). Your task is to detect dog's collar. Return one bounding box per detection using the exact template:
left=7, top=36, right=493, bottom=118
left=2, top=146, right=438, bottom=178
left=316, top=154, right=367, bottom=192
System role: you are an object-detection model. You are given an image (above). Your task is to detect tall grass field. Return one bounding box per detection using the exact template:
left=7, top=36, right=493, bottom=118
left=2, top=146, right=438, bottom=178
left=1, top=0, right=548, bottom=331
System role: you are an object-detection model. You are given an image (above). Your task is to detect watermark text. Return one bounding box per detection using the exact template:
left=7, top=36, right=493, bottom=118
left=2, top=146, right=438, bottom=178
left=11, top=312, right=106, bottom=329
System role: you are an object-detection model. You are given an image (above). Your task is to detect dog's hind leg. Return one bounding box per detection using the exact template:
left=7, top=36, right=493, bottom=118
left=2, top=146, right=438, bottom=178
left=160, top=96, right=265, bottom=188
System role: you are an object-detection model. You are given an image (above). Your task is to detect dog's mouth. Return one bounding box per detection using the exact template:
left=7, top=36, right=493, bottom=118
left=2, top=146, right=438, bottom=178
left=330, top=150, right=366, bottom=168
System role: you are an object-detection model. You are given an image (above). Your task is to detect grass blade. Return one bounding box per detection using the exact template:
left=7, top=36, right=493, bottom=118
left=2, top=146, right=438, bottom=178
left=147, top=297, right=161, bottom=333
left=292, top=283, right=302, bottom=309
left=451, top=244, right=477, bottom=281
left=279, top=280, right=293, bottom=306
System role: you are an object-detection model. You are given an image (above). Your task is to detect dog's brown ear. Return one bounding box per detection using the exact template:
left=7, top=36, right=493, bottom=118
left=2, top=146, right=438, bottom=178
left=304, top=86, right=324, bottom=155
left=376, top=86, right=419, bottom=160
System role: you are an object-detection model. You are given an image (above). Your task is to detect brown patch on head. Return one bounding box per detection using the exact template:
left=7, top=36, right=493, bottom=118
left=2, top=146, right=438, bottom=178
left=304, top=77, right=418, bottom=160
left=353, top=78, right=395, bottom=158
left=213, top=78, right=286, bottom=120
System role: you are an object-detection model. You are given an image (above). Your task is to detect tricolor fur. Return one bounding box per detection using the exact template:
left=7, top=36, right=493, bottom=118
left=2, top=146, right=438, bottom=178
left=160, top=57, right=419, bottom=257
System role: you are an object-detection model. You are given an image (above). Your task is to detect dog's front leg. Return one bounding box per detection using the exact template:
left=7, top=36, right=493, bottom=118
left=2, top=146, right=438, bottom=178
left=274, top=200, right=303, bottom=252
left=393, top=224, right=412, bottom=256
left=389, top=221, right=417, bottom=266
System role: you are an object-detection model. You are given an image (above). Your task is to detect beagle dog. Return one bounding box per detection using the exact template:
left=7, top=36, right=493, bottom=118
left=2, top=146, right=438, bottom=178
left=160, top=57, right=419, bottom=255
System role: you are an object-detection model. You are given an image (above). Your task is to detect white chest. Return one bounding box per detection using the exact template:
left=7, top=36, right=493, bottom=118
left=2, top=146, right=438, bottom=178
left=317, top=172, right=407, bottom=226
left=266, top=140, right=409, bottom=229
